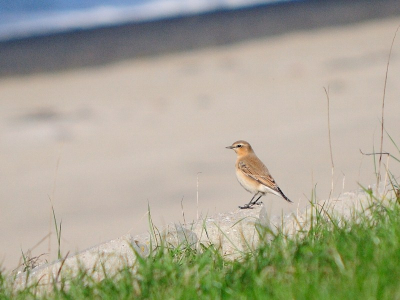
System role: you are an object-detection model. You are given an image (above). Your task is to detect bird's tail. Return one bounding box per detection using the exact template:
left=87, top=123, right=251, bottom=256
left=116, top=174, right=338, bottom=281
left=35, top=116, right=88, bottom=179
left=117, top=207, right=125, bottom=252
left=277, top=187, right=292, bottom=203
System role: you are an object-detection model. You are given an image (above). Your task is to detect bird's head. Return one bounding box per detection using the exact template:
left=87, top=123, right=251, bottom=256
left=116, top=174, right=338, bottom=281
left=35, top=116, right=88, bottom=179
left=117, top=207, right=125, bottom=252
left=226, top=140, right=253, bottom=156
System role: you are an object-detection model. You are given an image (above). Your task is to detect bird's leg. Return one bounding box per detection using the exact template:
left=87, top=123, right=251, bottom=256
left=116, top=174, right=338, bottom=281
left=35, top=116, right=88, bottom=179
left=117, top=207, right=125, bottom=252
left=239, top=193, right=258, bottom=209
left=251, top=194, right=263, bottom=206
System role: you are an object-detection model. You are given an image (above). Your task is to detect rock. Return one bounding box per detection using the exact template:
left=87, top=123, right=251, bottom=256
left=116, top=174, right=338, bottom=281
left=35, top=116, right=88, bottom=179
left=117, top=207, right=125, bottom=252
left=14, top=185, right=396, bottom=292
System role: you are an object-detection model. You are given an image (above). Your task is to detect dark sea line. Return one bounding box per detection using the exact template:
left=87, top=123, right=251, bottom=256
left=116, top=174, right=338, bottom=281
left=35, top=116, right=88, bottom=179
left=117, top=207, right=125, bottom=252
left=0, top=0, right=399, bottom=77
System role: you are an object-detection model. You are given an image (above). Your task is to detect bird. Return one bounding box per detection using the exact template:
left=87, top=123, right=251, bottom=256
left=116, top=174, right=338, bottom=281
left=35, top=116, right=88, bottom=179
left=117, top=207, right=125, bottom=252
left=226, top=140, right=292, bottom=209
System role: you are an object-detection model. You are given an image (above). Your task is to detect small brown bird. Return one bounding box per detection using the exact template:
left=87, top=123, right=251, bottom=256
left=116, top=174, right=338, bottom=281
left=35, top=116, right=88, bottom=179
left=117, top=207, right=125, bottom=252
left=226, top=140, right=292, bottom=209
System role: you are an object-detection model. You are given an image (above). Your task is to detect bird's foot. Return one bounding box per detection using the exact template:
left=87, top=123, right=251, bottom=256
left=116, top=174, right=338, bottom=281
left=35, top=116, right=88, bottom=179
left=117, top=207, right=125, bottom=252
left=246, top=201, right=263, bottom=207
left=239, top=204, right=253, bottom=209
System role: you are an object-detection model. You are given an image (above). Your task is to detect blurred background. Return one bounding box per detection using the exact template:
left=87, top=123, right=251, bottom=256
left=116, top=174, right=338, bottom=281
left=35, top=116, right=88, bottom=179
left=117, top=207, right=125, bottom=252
left=1, top=0, right=400, bottom=271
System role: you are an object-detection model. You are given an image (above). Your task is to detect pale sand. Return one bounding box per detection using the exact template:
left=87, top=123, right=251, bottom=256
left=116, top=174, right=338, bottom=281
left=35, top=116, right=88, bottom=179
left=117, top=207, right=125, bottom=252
left=1, top=16, right=400, bottom=271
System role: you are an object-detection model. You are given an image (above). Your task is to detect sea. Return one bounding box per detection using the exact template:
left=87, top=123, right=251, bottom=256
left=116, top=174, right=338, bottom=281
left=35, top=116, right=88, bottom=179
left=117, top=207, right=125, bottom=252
left=0, top=0, right=299, bottom=41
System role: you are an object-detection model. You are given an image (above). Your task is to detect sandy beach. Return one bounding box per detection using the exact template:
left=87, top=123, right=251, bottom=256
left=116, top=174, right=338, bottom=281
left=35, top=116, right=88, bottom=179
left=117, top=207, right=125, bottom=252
left=1, top=3, right=400, bottom=271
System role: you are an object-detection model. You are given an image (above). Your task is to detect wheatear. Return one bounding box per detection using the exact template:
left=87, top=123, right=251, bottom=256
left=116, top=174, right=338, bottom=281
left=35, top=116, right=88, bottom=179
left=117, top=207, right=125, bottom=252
left=226, top=140, right=292, bottom=209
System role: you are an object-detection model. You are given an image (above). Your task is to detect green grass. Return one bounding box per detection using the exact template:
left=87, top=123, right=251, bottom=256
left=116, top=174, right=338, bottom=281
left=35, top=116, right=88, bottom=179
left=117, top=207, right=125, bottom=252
left=2, top=197, right=400, bottom=300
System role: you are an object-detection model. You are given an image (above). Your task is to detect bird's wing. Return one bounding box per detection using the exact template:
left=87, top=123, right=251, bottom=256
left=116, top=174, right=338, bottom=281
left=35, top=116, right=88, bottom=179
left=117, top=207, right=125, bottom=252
left=238, top=160, right=277, bottom=190
left=238, top=159, right=292, bottom=203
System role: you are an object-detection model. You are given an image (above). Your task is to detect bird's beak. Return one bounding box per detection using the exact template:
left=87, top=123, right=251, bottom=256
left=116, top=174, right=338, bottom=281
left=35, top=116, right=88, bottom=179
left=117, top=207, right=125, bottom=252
left=226, top=145, right=234, bottom=149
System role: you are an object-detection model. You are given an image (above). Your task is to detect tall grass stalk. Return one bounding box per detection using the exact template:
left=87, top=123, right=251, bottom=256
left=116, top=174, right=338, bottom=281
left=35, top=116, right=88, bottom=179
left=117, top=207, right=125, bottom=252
left=50, top=201, right=62, bottom=260
left=323, top=87, right=335, bottom=200
left=377, top=25, right=400, bottom=191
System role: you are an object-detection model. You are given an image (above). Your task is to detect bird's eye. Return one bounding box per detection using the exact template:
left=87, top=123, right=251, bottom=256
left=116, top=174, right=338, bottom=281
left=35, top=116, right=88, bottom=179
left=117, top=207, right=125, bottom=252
left=237, top=144, right=242, bottom=148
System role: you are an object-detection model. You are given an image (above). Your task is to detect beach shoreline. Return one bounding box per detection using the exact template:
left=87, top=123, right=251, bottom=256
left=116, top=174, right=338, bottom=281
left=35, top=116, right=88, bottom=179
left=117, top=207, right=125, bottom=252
left=1, top=0, right=400, bottom=77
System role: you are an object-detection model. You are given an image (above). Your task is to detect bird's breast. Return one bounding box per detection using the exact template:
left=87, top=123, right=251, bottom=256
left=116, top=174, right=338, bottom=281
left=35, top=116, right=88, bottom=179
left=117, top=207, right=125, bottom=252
left=235, top=169, right=260, bottom=194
